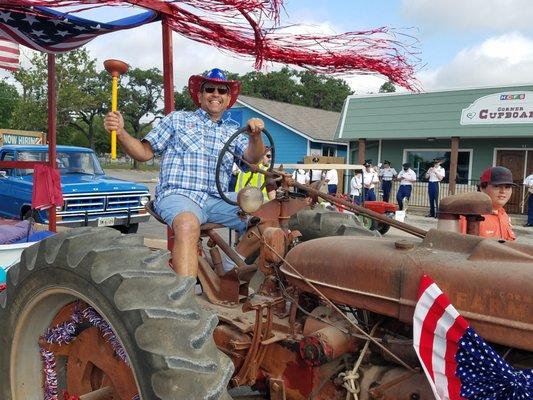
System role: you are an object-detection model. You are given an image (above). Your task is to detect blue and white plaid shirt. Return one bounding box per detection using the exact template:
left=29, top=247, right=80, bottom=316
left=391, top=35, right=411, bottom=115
left=143, top=109, right=248, bottom=207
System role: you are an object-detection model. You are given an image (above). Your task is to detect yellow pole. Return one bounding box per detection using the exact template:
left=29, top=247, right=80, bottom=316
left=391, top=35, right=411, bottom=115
left=111, top=75, right=118, bottom=159
left=104, top=59, right=128, bottom=160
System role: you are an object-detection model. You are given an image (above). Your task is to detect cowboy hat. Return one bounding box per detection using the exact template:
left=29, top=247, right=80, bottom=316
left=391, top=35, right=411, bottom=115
left=188, top=68, right=241, bottom=108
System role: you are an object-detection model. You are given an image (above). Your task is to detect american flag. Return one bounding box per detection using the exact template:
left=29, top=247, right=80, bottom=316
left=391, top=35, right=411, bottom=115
left=0, top=6, right=159, bottom=54
left=413, top=275, right=532, bottom=399
left=0, top=37, right=19, bottom=71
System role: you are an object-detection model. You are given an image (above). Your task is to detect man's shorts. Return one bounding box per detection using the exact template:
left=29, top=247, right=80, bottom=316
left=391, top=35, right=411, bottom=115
left=155, top=193, right=247, bottom=232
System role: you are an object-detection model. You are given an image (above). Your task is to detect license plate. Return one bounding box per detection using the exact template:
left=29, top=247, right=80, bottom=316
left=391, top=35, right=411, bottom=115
left=97, top=217, right=115, bottom=227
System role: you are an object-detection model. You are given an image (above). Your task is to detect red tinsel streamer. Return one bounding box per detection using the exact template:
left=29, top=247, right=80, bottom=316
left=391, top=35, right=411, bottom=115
left=0, top=0, right=419, bottom=89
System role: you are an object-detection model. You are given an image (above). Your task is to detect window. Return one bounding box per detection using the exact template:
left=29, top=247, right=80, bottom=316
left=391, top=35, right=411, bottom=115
left=404, top=149, right=472, bottom=184
left=0, top=152, right=15, bottom=176
left=322, top=145, right=336, bottom=157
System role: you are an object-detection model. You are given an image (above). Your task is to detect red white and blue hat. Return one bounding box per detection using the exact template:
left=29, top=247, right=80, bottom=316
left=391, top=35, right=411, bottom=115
left=188, top=68, right=241, bottom=108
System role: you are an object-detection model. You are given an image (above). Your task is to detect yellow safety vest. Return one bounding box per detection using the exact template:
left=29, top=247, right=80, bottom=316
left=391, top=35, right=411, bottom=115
left=234, top=164, right=269, bottom=199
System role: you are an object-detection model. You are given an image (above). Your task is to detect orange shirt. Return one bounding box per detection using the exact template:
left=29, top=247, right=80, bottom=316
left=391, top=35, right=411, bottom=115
left=460, top=208, right=516, bottom=241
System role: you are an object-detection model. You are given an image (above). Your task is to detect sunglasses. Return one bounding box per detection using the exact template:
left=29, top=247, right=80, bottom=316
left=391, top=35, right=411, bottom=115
left=203, top=86, right=229, bottom=95
left=266, top=154, right=271, bottom=158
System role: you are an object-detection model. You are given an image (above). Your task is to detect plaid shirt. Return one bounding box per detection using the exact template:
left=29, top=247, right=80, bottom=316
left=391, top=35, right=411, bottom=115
left=143, top=109, right=248, bottom=207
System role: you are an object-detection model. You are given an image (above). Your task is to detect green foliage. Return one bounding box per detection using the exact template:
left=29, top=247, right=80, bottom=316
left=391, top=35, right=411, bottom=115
left=233, top=67, right=352, bottom=112
left=0, top=80, right=20, bottom=127
left=174, top=86, right=196, bottom=111
left=379, top=81, right=396, bottom=93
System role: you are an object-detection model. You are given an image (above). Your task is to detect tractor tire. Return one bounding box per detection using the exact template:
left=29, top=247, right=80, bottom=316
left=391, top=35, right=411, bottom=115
left=289, top=209, right=380, bottom=241
left=0, top=227, right=233, bottom=400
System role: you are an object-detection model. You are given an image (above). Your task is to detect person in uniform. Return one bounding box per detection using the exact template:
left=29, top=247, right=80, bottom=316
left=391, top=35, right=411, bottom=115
left=396, top=163, right=417, bottom=210
left=461, top=166, right=516, bottom=240
left=523, top=171, right=533, bottom=227
left=378, top=160, right=397, bottom=202
left=424, top=158, right=445, bottom=218
left=324, top=168, right=338, bottom=195
left=350, top=172, right=363, bottom=205
left=363, top=160, right=379, bottom=201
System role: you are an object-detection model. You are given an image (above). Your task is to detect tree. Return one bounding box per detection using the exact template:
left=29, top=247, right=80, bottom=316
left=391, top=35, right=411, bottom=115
left=121, top=67, right=164, bottom=168
left=0, top=80, right=20, bottom=127
left=174, top=86, right=196, bottom=111
left=297, top=70, right=353, bottom=111
left=379, top=81, right=396, bottom=93
left=11, top=49, right=109, bottom=147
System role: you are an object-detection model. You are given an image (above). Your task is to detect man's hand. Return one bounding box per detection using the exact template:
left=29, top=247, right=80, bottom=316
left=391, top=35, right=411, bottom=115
left=104, top=111, right=125, bottom=137
left=247, top=117, right=264, bottom=135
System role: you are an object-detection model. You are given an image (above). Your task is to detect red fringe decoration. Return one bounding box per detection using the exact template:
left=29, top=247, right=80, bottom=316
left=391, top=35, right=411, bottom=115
left=1, top=1, right=419, bottom=90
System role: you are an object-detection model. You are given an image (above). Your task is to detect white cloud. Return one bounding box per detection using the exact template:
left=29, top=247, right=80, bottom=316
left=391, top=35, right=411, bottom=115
left=402, top=0, right=533, bottom=31
left=418, top=32, right=533, bottom=89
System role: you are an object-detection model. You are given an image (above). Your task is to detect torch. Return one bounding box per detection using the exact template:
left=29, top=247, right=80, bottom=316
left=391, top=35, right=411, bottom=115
left=103, top=59, right=129, bottom=160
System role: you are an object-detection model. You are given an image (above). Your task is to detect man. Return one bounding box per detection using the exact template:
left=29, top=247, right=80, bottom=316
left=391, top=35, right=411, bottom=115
left=523, top=170, right=533, bottom=227
left=396, top=163, right=417, bottom=210
left=292, top=167, right=310, bottom=195
left=324, top=168, right=338, bottom=195
left=424, top=158, right=445, bottom=218
left=363, top=160, right=379, bottom=201
left=378, top=160, right=397, bottom=202
left=461, top=166, right=516, bottom=240
left=104, top=68, right=265, bottom=277
left=235, top=149, right=271, bottom=200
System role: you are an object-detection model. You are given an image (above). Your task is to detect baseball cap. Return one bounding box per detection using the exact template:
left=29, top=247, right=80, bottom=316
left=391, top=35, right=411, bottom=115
left=479, top=166, right=517, bottom=186
left=364, top=159, right=372, bottom=166
left=402, top=162, right=411, bottom=168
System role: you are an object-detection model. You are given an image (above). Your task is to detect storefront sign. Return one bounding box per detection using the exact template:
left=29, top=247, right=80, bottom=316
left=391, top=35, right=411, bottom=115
left=460, top=91, right=533, bottom=125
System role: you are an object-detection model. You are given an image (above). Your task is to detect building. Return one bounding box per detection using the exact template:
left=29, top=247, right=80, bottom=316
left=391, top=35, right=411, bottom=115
left=229, top=95, right=347, bottom=164
left=336, top=85, right=533, bottom=214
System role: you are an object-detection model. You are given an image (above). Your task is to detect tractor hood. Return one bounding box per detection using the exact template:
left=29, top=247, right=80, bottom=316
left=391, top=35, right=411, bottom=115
left=281, top=229, right=533, bottom=351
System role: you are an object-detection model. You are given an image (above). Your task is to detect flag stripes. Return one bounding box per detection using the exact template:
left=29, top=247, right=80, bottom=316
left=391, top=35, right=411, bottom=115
left=0, top=37, right=20, bottom=71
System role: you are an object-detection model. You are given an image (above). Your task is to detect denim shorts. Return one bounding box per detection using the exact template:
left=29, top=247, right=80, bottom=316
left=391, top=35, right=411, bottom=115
left=155, top=193, right=247, bottom=232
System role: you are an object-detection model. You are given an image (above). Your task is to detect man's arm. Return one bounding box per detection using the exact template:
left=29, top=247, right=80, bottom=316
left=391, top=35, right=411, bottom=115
left=104, top=111, right=154, bottom=162
left=243, top=118, right=266, bottom=164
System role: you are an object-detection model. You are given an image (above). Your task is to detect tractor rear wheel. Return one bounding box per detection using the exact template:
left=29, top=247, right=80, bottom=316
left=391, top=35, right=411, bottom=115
left=289, top=209, right=379, bottom=241
left=0, top=227, right=233, bottom=400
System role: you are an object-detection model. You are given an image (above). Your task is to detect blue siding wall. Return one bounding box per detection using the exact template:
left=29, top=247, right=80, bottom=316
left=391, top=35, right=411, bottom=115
left=233, top=106, right=309, bottom=164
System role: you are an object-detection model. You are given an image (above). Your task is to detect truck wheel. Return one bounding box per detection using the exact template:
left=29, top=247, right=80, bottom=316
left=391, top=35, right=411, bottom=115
left=289, top=209, right=379, bottom=241
left=0, top=227, right=234, bottom=400
left=115, top=223, right=139, bottom=234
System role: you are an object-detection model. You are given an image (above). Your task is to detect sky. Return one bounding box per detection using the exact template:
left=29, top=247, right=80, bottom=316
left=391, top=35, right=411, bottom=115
left=5, top=0, right=533, bottom=94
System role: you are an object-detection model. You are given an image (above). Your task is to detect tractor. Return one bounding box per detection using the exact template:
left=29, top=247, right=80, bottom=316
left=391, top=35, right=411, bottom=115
left=1, top=128, right=531, bottom=400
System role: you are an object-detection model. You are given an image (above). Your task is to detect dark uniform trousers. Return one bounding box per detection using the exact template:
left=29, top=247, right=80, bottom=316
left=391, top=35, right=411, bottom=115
left=382, top=180, right=392, bottom=202
left=428, top=181, right=439, bottom=217
left=396, top=185, right=412, bottom=210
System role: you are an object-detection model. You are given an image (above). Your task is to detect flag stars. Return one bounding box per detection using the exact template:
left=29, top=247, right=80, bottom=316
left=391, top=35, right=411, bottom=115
left=23, top=14, right=40, bottom=26
left=0, top=11, right=14, bottom=23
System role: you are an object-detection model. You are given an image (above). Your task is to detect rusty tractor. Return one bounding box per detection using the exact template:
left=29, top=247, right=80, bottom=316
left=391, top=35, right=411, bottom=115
left=0, top=128, right=531, bottom=400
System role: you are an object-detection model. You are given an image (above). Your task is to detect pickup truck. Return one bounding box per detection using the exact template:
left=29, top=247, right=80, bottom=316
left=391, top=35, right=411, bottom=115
left=0, top=145, right=151, bottom=233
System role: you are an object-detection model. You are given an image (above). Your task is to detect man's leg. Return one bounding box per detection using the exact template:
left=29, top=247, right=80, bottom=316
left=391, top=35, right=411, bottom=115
left=368, top=188, right=376, bottom=201
left=171, top=213, right=201, bottom=276
left=155, top=194, right=205, bottom=277
left=528, top=194, right=533, bottom=225
left=382, top=181, right=391, bottom=202
left=396, top=186, right=404, bottom=210
left=428, top=182, right=436, bottom=217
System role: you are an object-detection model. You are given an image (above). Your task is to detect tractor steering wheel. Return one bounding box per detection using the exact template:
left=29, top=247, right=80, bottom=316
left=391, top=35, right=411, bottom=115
left=215, top=126, right=275, bottom=206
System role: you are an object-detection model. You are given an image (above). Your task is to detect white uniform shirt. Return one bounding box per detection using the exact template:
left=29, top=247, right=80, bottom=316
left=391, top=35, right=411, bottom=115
left=325, top=169, right=338, bottom=185
left=379, top=167, right=397, bottom=181
left=292, top=169, right=310, bottom=185
left=363, top=169, right=379, bottom=189
left=426, top=165, right=445, bottom=182
left=310, top=169, right=323, bottom=181
left=524, top=173, right=533, bottom=194
left=398, top=169, right=417, bottom=185
left=350, top=174, right=362, bottom=196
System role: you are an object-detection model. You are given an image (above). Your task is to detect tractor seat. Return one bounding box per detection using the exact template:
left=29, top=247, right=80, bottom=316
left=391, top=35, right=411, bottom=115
left=145, top=200, right=224, bottom=231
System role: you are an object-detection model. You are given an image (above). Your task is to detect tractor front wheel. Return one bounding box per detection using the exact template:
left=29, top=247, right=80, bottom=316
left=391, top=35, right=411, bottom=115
left=0, top=227, right=233, bottom=400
